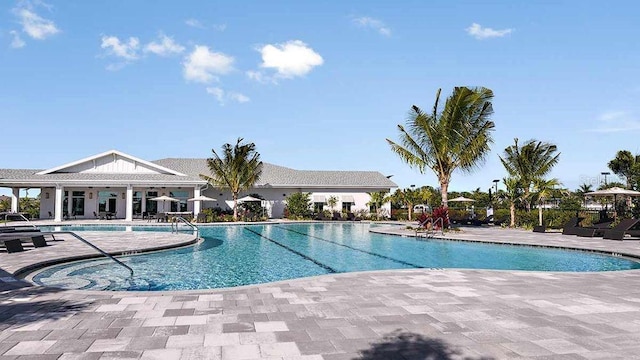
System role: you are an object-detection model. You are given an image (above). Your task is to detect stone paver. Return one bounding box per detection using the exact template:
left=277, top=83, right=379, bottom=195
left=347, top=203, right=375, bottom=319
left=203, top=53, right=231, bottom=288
left=4, top=225, right=640, bottom=358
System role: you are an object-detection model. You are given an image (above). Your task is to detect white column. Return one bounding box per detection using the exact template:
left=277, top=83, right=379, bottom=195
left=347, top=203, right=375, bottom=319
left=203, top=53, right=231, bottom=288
left=141, top=189, right=147, bottom=214
left=11, top=188, right=19, bottom=213
left=67, top=189, right=73, bottom=218
left=54, top=186, right=64, bottom=222
left=193, top=187, right=201, bottom=217
left=125, top=185, right=133, bottom=221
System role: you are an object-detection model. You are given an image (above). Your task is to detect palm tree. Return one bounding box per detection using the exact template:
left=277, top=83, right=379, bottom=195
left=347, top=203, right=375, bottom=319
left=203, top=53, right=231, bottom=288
left=367, top=191, right=390, bottom=219
left=503, top=177, right=523, bottom=227
left=575, top=183, right=593, bottom=207
left=499, top=138, right=560, bottom=210
left=326, top=196, right=339, bottom=213
left=200, top=138, right=263, bottom=221
left=608, top=150, right=640, bottom=189
left=533, top=178, right=562, bottom=226
left=387, top=87, right=495, bottom=208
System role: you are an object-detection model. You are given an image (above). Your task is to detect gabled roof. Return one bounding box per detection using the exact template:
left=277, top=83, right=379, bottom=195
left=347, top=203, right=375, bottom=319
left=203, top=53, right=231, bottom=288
left=152, top=158, right=397, bottom=188
left=36, top=150, right=186, bottom=176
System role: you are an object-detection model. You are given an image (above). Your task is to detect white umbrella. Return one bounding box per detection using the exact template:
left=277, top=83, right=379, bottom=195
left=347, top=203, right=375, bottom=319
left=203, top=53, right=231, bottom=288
left=187, top=195, right=217, bottom=202
left=238, top=195, right=262, bottom=202
left=584, top=187, right=640, bottom=220
left=149, top=195, right=180, bottom=212
left=448, top=196, right=476, bottom=202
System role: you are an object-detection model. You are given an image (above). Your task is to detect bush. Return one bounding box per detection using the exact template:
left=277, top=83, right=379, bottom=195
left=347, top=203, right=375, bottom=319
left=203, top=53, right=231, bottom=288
left=285, top=192, right=311, bottom=219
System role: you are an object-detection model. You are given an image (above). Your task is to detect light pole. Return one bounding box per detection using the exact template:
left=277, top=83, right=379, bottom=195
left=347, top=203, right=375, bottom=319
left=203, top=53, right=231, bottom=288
left=492, top=179, right=500, bottom=203
left=601, top=172, right=610, bottom=187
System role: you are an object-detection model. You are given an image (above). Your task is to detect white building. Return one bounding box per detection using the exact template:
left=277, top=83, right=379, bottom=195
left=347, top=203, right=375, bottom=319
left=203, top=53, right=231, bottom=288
left=0, top=150, right=397, bottom=222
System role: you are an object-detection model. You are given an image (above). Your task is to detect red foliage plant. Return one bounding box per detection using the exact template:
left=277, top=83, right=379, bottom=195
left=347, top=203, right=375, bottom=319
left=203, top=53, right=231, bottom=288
left=431, top=206, right=449, bottom=228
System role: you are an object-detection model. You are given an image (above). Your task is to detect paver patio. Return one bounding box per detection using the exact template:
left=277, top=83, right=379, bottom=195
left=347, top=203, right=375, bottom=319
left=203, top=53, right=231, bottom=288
left=2, top=223, right=640, bottom=359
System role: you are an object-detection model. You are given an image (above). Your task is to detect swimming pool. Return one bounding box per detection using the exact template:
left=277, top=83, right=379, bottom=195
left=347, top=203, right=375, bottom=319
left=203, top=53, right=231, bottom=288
left=31, top=223, right=640, bottom=291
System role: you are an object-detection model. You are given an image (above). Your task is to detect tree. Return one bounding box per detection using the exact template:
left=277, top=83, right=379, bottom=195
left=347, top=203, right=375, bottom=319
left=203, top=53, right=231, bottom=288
left=502, top=177, right=523, bottom=227
left=285, top=192, right=311, bottom=219
left=200, top=138, right=263, bottom=221
left=499, top=138, right=560, bottom=210
left=367, top=191, right=390, bottom=219
left=390, top=188, right=424, bottom=221
left=532, top=178, right=562, bottom=226
left=387, top=87, right=496, bottom=207
left=608, top=150, right=640, bottom=189
left=327, top=196, right=338, bottom=212
left=575, top=183, right=593, bottom=207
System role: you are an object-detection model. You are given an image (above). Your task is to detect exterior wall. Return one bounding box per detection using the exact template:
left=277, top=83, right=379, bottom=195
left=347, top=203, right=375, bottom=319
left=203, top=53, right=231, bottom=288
left=65, top=155, right=165, bottom=174
left=202, top=187, right=390, bottom=218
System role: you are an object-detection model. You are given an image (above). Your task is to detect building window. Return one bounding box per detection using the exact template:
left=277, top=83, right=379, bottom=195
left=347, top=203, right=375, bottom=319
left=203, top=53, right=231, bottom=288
left=133, top=191, right=142, bottom=215
left=342, top=202, right=353, bottom=212
left=98, top=191, right=118, bottom=212
left=169, top=191, right=189, bottom=212
left=313, top=202, right=325, bottom=213
left=72, top=191, right=85, bottom=216
left=146, top=191, right=158, bottom=214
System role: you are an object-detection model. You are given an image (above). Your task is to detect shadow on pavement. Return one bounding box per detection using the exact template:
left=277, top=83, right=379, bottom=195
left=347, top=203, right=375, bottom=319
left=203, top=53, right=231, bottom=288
left=359, top=331, right=495, bottom=360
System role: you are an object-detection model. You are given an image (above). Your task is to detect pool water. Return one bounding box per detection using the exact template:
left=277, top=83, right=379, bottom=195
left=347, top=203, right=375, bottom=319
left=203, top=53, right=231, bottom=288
left=31, top=223, right=640, bottom=291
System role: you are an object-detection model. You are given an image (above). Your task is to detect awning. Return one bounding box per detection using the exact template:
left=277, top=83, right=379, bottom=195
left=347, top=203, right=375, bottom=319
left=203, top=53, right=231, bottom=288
left=342, top=195, right=355, bottom=203
left=312, top=195, right=326, bottom=203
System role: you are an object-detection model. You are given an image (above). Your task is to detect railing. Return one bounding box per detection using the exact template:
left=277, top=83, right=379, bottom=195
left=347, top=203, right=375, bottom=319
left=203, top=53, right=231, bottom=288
left=50, top=231, right=134, bottom=278
left=2, top=212, right=38, bottom=229
left=415, top=216, right=445, bottom=238
left=171, top=216, right=199, bottom=236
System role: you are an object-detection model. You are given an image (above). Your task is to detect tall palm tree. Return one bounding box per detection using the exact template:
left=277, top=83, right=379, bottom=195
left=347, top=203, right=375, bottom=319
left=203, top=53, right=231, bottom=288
left=608, top=150, right=640, bottom=189
left=200, top=138, right=263, bottom=221
left=533, top=178, right=562, bottom=226
left=387, top=87, right=496, bottom=207
left=499, top=138, right=560, bottom=210
left=503, top=177, right=523, bottom=227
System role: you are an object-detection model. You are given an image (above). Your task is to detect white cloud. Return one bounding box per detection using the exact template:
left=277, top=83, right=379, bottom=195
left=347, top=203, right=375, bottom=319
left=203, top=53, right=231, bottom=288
left=246, top=70, right=268, bottom=83
left=101, top=35, right=140, bottom=61
left=185, top=18, right=226, bottom=31
left=185, top=18, right=205, bottom=29
left=206, top=87, right=250, bottom=105
left=587, top=111, right=640, bottom=133
left=353, top=16, right=391, bottom=37
left=183, top=45, right=234, bottom=83
left=144, top=34, right=184, bottom=56
left=12, top=5, right=59, bottom=40
left=466, top=23, right=513, bottom=40
left=254, top=40, right=323, bottom=80
left=9, top=30, right=25, bottom=48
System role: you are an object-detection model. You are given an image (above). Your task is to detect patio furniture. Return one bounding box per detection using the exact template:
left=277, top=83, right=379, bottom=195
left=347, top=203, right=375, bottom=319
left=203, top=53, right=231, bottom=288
left=0, top=238, right=24, bottom=253
left=561, top=217, right=584, bottom=235
left=332, top=212, right=344, bottom=221
left=603, top=218, right=640, bottom=240
left=575, top=221, right=614, bottom=237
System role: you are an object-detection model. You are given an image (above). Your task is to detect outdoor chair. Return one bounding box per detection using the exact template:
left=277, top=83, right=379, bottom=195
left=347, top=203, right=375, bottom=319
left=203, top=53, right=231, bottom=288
left=561, top=217, right=584, bottom=235
left=332, top=212, right=344, bottom=221
left=603, top=218, right=640, bottom=240
left=196, top=213, right=207, bottom=223
left=0, top=238, right=24, bottom=253
left=314, top=213, right=329, bottom=221
left=575, top=221, right=614, bottom=238
left=48, top=211, right=53, bottom=219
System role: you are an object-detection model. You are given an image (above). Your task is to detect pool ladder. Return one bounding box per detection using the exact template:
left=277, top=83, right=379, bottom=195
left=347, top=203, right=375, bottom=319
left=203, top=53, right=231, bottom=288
left=416, top=217, right=445, bottom=238
left=171, top=216, right=199, bottom=236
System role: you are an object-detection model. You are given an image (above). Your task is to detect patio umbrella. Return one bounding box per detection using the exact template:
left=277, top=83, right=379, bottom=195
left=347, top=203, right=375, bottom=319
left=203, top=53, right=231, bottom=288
left=584, top=187, right=640, bottom=220
left=149, top=195, right=180, bottom=212
left=237, top=195, right=262, bottom=202
left=448, top=196, right=476, bottom=203
left=187, top=195, right=217, bottom=202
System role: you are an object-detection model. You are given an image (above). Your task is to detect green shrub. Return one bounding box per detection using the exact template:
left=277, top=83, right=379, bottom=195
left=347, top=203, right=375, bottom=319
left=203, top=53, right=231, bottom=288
left=285, top=192, right=311, bottom=219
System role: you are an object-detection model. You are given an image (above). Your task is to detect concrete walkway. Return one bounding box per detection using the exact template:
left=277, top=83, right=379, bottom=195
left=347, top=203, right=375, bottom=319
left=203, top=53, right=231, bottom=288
left=2, top=225, right=640, bottom=359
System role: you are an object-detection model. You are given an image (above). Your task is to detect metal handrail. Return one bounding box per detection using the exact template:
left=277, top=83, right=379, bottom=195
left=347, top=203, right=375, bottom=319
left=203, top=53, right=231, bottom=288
left=171, top=216, right=199, bottom=235
left=47, top=231, right=134, bottom=277
left=415, top=216, right=445, bottom=238
left=2, top=212, right=37, bottom=228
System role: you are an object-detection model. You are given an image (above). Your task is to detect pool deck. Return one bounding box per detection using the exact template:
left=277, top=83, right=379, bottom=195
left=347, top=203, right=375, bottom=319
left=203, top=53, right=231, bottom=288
left=2, top=223, right=640, bottom=359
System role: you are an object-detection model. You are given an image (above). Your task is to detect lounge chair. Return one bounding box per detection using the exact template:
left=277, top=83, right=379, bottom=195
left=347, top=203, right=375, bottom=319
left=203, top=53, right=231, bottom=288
left=603, top=218, right=640, bottom=240
left=314, top=213, right=329, bottom=221
left=332, top=212, right=344, bottom=221
left=575, top=221, right=614, bottom=237
left=0, top=238, right=24, bottom=253
left=561, top=217, right=584, bottom=235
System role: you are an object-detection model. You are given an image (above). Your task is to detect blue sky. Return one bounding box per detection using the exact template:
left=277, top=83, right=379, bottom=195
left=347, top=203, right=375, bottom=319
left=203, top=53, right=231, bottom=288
left=1, top=0, right=640, bottom=197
